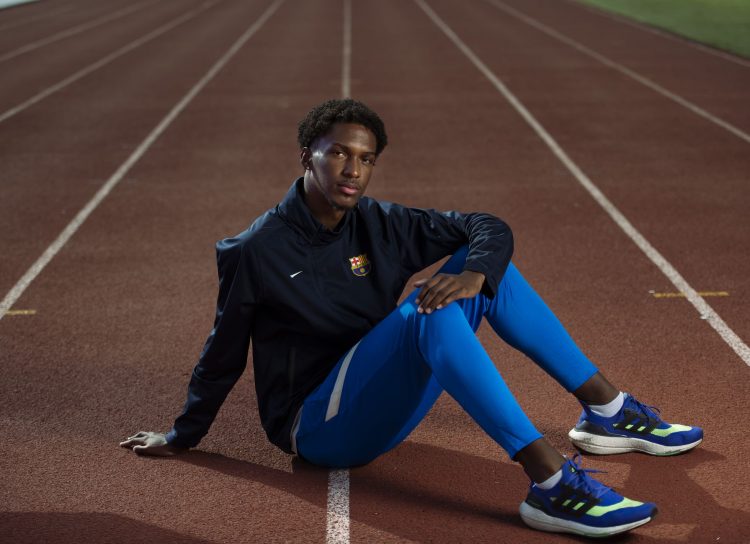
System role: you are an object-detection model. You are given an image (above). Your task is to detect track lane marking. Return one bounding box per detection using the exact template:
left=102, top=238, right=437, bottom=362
left=341, top=0, right=352, bottom=98
left=0, top=0, right=222, bottom=125
left=327, top=469, right=350, bottom=544
left=0, top=0, right=285, bottom=324
left=415, top=0, right=750, bottom=366
left=484, top=0, right=750, bottom=146
left=326, top=2, right=353, bottom=542
left=4, top=309, right=36, bottom=316
left=569, top=0, right=750, bottom=70
left=0, top=0, right=158, bottom=64
left=0, top=0, right=38, bottom=9
left=651, top=291, right=729, bottom=299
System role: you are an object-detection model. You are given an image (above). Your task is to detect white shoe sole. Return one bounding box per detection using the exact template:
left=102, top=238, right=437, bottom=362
left=569, top=429, right=703, bottom=456
left=519, top=501, right=653, bottom=537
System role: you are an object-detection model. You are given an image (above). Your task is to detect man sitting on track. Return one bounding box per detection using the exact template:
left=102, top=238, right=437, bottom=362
left=121, top=98, right=703, bottom=538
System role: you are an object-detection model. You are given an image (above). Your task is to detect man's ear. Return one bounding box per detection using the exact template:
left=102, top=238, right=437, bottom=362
left=300, top=147, right=312, bottom=170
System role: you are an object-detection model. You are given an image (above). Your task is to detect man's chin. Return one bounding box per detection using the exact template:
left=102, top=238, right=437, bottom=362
left=332, top=195, right=361, bottom=210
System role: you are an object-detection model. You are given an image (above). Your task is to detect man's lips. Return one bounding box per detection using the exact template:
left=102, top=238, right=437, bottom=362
left=337, top=183, right=359, bottom=195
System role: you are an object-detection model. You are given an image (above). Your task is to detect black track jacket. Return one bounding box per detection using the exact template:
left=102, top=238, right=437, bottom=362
left=166, top=178, right=514, bottom=453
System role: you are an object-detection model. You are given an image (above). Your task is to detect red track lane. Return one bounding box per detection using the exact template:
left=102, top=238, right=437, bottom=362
left=3, top=0, right=340, bottom=542
left=0, top=0, right=206, bottom=111
left=0, top=3, right=77, bottom=33
left=527, top=0, right=750, bottom=133
left=0, top=0, right=142, bottom=52
left=425, top=0, right=750, bottom=344
left=346, top=0, right=749, bottom=542
left=0, top=0, right=259, bottom=294
left=1, top=0, right=749, bottom=542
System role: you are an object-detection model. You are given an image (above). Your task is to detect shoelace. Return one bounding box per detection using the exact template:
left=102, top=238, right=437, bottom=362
left=567, top=454, right=610, bottom=499
left=627, top=395, right=663, bottom=423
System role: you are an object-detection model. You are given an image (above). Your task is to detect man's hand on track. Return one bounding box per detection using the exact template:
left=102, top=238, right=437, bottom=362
left=414, top=270, right=485, bottom=314
left=119, top=431, right=185, bottom=456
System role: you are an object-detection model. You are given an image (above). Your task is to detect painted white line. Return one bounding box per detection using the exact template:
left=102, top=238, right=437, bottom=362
left=0, top=0, right=38, bottom=9
left=0, top=0, right=158, bottom=64
left=327, top=469, right=350, bottom=544
left=415, top=0, right=750, bottom=366
left=341, top=0, right=352, bottom=98
left=0, top=4, right=73, bottom=32
left=0, top=0, right=285, bottom=323
left=569, top=0, right=750, bottom=69
left=0, top=0, right=222, bottom=125
left=485, top=0, right=750, bottom=146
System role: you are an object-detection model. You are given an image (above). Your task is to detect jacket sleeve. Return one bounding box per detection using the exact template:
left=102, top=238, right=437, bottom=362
left=383, top=204, right=514, bottom=299
left=165, top=237, right=257, bottom=448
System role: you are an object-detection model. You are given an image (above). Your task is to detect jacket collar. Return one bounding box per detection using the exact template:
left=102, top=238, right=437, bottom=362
left=277, top=177, right=354, bottom=245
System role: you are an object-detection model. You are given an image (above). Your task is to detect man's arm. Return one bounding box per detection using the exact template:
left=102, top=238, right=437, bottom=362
left=382, top=205, right=513, bottom=312
left=121, top=237, right=258, bottom=456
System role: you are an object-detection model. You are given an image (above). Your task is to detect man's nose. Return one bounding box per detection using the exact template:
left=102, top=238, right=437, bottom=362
left=343, top=157, right=360, bottom=178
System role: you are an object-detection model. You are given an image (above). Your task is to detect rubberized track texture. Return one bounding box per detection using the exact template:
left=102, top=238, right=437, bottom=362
left=1, top=0, right=749, bottom=542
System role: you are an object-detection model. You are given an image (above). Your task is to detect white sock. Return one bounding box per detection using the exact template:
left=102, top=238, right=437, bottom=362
left=587, top=391, right=625, bottom=418
left=534, top=468, right=562, bottom=490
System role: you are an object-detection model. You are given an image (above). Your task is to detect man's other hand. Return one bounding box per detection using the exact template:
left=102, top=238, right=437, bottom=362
left=413, top=270, right=485, bottom=314
left=119, top=431, right=184, bottom=456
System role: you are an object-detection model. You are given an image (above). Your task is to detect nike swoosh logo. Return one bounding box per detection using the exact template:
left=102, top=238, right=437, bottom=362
left=290, top=271, right=303, bottom=278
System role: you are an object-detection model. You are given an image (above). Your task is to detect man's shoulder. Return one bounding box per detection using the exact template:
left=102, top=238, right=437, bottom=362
left=216, top=207, right=285, bottom=255
left=357, top=195, right=410, bottom=217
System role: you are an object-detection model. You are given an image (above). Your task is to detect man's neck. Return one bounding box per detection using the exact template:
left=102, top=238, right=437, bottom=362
left=301, top=182, right=346, bottom=231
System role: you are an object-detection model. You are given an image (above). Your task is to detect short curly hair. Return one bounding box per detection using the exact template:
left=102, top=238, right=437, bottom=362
left=297, top=98, right=388, bottom=155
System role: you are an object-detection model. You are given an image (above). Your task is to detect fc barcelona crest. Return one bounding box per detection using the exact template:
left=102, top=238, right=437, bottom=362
left=349, top=254, right=371, bottom=277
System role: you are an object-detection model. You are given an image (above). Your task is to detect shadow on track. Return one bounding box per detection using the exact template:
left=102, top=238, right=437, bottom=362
left=173, top=441, right=744, bottom=543
left=0, top=512, right=213, bottom=544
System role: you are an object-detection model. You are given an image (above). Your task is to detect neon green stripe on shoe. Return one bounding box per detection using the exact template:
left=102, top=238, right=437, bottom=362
left=587, top=498, right=643, bottom=517
left=651, top=424, right=691, bottom=437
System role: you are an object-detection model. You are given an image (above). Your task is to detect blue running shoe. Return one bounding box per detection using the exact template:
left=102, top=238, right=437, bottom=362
left=569, top=393, right=703, bottom=455
left=519, top=455, right=656, bottom=537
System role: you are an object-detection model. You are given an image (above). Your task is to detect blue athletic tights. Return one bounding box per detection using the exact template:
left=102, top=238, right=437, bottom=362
left=294, top=246, right=598, bottom=468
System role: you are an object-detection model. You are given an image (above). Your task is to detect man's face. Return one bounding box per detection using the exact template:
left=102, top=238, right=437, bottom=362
left=302, top=123, right=378, bottom=212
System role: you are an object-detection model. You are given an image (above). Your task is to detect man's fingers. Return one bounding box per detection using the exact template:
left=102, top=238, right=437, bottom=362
left=417, top=279, right=446, bottom=311
left=419, top=279, right=458, bottom=313
left=119, top=437, right=145, bottom=448
left=433, top=287, right=464, bottom=310
left=427, top=286, right=462, bottom=312
left=421, top=285, right=449, bottom=312
left=414, top=277, right=441, bottom=304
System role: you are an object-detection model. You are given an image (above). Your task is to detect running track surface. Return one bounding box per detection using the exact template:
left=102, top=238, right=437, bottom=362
left=1, top=1, right=749, bottom=542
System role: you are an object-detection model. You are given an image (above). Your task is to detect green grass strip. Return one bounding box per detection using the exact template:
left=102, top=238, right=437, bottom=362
left=578, top=0, right=750, bottom=58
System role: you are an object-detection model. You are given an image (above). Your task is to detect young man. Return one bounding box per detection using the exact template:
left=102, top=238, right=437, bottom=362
left=121, top=98, right=702, bottom=538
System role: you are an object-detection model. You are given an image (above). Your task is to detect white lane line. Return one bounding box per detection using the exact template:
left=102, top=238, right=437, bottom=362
left=0, top=0, right=222, bottom=125
left=0, top=0, right=158, bottom=64
left=415, top=0, right=750, bottom=366
left=485, top=0, right=750, bottom=146
left=0, top=0, right=285, bottom=323
left=569, top=0, right=750, bottom=70
left=0, top=0, right=38, bottom=9
left=327, top=469, right=350, bottom=544
left=341, top=0, right=352, bottom=97
left=0, top=4, right=73, bottom=32
left=326, top=3, right=354, bottom=542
